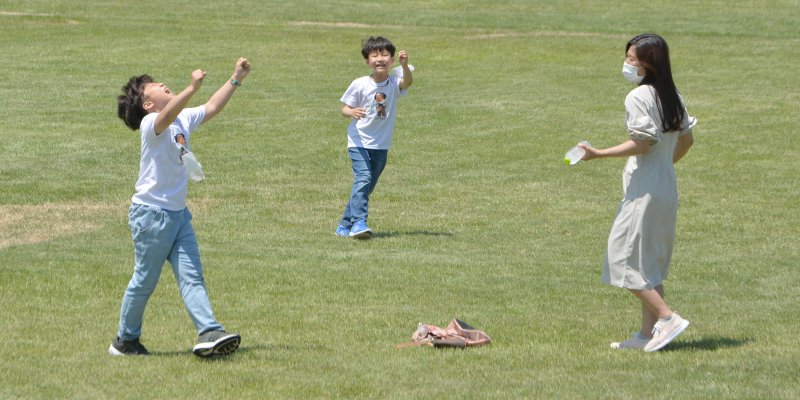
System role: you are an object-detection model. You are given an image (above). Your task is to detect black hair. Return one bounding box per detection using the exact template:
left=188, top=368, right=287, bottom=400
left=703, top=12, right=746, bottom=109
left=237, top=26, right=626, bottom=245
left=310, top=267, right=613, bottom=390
left=116, top=74, right=153, bottom=130
left=627, top=34, right=685, bottom=132
left=361, top=36, right=396, bottom=59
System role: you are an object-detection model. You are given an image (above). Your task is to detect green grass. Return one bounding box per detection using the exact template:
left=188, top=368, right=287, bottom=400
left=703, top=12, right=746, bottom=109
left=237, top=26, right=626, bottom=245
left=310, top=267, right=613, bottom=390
left=1, top=0, right=799, bottom=398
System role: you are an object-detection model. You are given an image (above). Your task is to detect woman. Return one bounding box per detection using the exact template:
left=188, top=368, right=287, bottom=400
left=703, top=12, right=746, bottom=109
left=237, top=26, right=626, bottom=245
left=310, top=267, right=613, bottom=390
left=580, top=33, right=697, bottom=352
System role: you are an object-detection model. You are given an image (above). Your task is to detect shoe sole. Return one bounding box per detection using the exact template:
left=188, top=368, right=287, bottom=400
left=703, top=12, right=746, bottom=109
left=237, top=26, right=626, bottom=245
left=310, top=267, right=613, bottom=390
left=193, top=334, right=241, bottom=358
left=349, top=229, right=372, bottom=239
left=644, top=319, right=689, bottom=352
left=610, top=341, right=647, bottom=350
left=108, top=343, right=149, bottom=356
left=108, top=344, right=124, bottom=356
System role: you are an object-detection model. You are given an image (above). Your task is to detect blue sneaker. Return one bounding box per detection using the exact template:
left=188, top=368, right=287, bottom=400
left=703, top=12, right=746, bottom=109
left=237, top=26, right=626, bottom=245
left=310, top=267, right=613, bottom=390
left=335, top=224, right=350, bottom=237
left=349, top=220, right=372, bottom=239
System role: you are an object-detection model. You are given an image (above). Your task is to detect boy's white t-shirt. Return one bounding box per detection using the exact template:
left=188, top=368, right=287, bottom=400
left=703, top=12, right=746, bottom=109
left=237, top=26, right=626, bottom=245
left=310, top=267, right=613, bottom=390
left=132, top=106, right=205, bottom=211
left=340, top=75, right=407, bottom=150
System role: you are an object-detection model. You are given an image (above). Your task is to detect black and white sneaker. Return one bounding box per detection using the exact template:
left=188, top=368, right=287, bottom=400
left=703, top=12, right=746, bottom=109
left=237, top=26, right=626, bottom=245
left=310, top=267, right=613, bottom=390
left=108, top=336, right=150, bottom=356
left=192, top=330, right=241, bottom=358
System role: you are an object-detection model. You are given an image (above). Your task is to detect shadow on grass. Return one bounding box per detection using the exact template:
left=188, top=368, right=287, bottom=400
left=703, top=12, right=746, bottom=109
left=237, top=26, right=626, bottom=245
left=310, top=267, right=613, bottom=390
left=148, top=342, right=326, bottom=360
left=663, top=336, right=754, bottom=352
left=371, top=230, right=454, bottom=238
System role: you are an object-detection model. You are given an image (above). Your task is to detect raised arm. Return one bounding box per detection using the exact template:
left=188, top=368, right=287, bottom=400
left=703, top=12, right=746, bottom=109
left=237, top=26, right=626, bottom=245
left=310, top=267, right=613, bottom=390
left=203, top=57, right=252, bottom=123
left=154, top=69, right=205, bottom=134
left=398, top=50, right=413, bottom=90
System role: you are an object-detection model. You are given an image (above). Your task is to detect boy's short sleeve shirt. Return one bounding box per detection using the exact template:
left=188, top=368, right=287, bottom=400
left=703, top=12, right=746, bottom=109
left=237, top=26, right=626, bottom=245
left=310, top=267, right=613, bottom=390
left=132, top=106, right=205, bottom=211
left=341, top=76, right=407, bottom=149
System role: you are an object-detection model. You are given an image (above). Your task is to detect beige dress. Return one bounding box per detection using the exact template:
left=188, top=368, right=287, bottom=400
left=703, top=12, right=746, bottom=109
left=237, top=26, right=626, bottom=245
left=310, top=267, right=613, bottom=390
left=602, top=85, right=697, bottom=290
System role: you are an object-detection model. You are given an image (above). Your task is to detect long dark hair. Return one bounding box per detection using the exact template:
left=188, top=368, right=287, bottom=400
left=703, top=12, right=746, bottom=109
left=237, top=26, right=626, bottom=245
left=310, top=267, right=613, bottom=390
left=627, top=34, right=685, bottom=132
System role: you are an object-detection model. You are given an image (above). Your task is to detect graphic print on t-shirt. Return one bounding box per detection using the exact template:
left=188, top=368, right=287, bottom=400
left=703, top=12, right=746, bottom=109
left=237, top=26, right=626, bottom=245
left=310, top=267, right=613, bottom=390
left=374, top=92, right=387, bottom=119
left=173, top=133, right=188, bottom=162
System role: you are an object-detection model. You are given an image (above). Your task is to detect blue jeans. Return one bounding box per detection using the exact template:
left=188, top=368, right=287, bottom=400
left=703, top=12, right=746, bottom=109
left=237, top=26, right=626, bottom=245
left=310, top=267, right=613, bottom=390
left=116, top=204, right=223, bottom=341
left=339, top=147, right=388, bottom=228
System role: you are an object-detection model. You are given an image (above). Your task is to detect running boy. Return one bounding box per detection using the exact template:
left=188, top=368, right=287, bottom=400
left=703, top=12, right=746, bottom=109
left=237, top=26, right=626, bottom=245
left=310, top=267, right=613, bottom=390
left=112, top=57, right=251, bottom=357
left=336, top=36, right=414, bottom=239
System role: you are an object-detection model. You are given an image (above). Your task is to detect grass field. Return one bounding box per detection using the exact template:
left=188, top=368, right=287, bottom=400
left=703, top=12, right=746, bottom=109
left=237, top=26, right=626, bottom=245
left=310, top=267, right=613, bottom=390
left=1, top=0, right=799, bottom=398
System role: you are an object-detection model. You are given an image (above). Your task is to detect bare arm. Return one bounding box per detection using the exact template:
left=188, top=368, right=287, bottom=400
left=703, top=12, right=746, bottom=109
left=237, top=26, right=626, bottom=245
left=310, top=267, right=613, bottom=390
left=580, top=139, right=650, bottom=161
left=398, top=50, right=413, bottom=90
left=154, top=69, right=205, bottom=134
left=203, top=57, right=252, bottom=123
left=673, top=133, right=694, bottom=164
left=342, top=104, right=367, bottom=119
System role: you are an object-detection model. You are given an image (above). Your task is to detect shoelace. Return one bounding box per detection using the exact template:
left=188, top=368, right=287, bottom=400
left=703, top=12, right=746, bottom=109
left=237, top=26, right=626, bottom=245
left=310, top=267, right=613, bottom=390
left=651, top=322, right=663, bottom=337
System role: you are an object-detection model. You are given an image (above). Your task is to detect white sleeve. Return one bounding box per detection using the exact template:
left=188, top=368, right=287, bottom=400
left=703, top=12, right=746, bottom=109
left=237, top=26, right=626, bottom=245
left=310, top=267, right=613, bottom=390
left=340, top=80, right=362, bottom=107
left=394, top=76, right=408, bottom=96
left=139, top=113, right=157, bottom=138
left=625, top=90, right=659, bottom=144
left=186, top=106, right=206, bottom=132
left=677, top=95, right=697, bottom=136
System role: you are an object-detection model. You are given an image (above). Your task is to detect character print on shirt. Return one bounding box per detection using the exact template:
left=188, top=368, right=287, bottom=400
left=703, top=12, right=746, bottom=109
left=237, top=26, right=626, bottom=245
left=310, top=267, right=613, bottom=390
left=174, top=133, right=186, bottom=147
left=173, top=133, right=188, bottom=163
left=374, top=92, right=387, bottom=119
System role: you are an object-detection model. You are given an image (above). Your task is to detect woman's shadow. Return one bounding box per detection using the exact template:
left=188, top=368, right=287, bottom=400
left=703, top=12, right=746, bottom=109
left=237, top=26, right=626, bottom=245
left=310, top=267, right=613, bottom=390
left=664, top=336, right=753, bottom=352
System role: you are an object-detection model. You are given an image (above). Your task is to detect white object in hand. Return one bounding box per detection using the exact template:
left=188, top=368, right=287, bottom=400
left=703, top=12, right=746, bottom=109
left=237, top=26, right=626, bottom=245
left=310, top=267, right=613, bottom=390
left=182, top=151, right=205, bottom=181
left=390, top=64, right=414, bottom=79
left=564, top=141, right=591, bottom=165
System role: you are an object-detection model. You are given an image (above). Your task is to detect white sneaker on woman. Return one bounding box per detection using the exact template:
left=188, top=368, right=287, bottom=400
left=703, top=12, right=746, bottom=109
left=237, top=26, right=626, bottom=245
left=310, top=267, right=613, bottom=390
left=644, top=313, right=689, bottom=352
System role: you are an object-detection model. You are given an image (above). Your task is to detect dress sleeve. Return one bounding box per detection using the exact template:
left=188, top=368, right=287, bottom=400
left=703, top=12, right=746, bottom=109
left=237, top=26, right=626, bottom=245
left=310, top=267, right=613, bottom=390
left=624, top=89, right=659, bottom=144
left=678, top=115, right=697, bottom=137
left=677, top=95, right=698, bottom=137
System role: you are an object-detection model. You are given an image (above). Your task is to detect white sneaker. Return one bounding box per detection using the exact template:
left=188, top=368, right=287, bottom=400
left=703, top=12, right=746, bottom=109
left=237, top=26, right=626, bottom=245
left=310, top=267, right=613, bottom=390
left=644, top=313, right=689, bottom=352
left=611, top=333, right=649, bottom=350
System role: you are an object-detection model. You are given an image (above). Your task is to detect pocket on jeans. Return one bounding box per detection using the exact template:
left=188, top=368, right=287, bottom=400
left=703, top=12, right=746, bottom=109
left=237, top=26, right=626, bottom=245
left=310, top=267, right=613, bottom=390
left=129, top=205, right=161, bottom=237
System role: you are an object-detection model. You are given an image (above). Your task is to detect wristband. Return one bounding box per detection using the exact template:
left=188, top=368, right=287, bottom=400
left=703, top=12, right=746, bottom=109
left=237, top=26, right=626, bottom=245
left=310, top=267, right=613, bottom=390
left=230, top=78, right=241, bottom=87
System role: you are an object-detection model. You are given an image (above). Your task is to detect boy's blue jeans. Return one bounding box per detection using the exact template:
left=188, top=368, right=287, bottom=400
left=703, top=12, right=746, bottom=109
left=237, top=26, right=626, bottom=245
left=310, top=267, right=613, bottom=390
left=116, top=204, right=223, bottom=341
left=339, top=147, right=388, bottom=228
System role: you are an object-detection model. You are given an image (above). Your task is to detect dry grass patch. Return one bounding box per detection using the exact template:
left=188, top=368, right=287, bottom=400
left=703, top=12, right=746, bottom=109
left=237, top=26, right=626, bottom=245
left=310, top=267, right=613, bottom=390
left=0, top=198, right=218, bottom=250
left=0, top=202, right=121, bottom=250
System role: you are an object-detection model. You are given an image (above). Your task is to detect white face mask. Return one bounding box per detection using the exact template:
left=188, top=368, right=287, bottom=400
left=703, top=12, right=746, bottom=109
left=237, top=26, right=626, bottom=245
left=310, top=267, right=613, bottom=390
left=622, top=62, right=644, bottom=83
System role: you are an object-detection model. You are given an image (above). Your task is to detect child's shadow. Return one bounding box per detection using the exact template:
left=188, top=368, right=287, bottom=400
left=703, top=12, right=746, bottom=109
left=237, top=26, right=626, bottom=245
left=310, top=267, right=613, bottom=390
left=372, top=230, right=454, bottom=239
left=664, top=336, right=753, bottom=352
left=148, top=343, right=295, bottom=361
